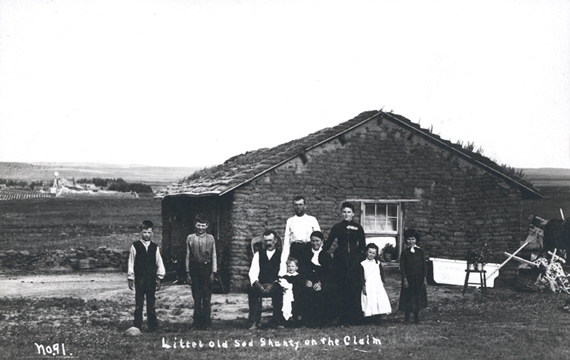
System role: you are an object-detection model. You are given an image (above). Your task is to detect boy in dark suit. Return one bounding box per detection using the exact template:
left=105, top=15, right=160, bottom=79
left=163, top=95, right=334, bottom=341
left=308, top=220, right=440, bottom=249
left=127, top=220, right=165, bottom=331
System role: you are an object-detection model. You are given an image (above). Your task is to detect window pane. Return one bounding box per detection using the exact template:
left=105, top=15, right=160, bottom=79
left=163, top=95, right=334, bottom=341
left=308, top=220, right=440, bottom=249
left=364, top=215, right=377, bottom=231
left=388, top=218, right=397, bottom=232
left=363, top=202, right=400, bottom=235
left=377, top=213, right=387, bottom=230
left=387, top=204, right=397, bottom=217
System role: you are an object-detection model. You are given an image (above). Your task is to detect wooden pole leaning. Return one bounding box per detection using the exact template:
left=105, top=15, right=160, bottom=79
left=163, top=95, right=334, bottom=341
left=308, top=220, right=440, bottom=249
left=503, top=252, right=538, bottom=267
left=487, top=238, right=537, bottom=279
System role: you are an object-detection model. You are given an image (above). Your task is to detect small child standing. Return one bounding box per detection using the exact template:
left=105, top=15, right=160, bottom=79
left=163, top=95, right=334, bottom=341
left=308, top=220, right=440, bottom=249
left=278, top=258, right=304, bottom=326
left=185, top=213, right=217, bottom=330
left=360, top=243, right=391, bottom=324
left=398, top=229, right=428, bottom=324
left=127, top=220, right=166, bottom=332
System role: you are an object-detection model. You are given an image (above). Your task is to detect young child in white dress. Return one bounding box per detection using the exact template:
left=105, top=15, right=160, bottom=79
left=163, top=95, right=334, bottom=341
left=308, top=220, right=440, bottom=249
left=278, top=258, right=303, bottom=326
left=361, top=243, right=392, bottom=324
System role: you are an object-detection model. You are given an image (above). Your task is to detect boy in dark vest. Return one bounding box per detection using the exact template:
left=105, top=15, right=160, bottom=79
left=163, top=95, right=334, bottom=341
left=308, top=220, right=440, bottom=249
left=128, top=220, right=165, bottom=331
left=247, top=230, right=285, bottom=330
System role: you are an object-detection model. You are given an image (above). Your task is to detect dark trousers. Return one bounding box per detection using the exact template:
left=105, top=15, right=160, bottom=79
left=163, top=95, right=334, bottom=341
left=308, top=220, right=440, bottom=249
left=177, top=259, right=187, bottom=284
left=303, top=286, right=332, bottom=327
left=247, top=282, right=284, bottom=326
left=189, top=262, right=213, bottom=329
left=289, top=242, right=309, bottom=262
left=134, top=276, right=157, bottom=329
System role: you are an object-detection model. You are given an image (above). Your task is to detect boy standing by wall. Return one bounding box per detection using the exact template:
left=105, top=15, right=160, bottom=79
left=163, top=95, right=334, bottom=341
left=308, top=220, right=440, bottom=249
left=186, top=213, right=217, bottom=330
left=128, top=220, right=165, bottom=332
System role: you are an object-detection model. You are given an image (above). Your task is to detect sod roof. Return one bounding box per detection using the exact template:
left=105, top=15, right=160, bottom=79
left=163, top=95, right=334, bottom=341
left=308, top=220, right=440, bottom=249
left=157, top=110, right=541, bottom=199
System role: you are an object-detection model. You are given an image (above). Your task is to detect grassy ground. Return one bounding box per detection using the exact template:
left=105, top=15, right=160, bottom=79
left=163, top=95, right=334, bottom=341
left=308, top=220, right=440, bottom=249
left=0, top=195, right=162, bottom=251
left=1, top=288, right=570, bottom=360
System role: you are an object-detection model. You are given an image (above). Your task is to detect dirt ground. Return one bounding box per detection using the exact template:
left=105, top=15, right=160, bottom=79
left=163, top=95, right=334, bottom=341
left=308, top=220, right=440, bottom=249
left=0, top=272, right=246, bottom=326
left=0, top=271, right=469, bottom=326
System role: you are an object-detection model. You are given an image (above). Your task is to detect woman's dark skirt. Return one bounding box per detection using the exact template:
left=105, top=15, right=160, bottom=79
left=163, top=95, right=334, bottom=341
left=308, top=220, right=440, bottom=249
left=398, top=274, right=428, bottom=312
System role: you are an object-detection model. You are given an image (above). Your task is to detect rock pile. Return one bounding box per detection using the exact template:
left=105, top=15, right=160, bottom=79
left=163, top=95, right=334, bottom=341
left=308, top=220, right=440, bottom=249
left=0, top=246, right=129, bottom=272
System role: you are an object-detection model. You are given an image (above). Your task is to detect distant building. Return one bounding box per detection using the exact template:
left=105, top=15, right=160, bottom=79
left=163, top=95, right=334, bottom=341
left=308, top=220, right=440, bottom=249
left=158, top=110, right=541, bottom=292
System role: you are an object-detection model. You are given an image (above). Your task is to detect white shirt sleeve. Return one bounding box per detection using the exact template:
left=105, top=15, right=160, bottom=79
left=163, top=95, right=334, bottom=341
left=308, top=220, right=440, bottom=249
left=283, top=217, right=293, bottom=254
left=281, top=218, right=293, bottom=276
left=156, top=248, right=166, bottom=279
left=211, top=237, right=218, bottom=273
left=279, top=246, right=291, bottom=277
left=127, top=244, right=136, bottom=280
left=249, top=252, right=260, bottom=285
left=313, top=217, right=321, bottom=232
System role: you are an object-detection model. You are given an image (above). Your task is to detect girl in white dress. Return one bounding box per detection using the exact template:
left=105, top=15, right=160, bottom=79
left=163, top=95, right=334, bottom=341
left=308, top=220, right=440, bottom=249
left=361, top=243, right=392, bottom=324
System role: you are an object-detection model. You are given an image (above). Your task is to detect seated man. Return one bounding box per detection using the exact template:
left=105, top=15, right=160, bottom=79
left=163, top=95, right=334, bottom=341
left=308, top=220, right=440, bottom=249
left=298, top=230, right=334, bottom=327
left=247, top=230, right=285, bottom=330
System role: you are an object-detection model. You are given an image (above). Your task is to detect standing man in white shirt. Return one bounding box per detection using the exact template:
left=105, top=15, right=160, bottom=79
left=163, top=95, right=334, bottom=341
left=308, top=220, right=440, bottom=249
left=281, top=196, right=320, bottom=275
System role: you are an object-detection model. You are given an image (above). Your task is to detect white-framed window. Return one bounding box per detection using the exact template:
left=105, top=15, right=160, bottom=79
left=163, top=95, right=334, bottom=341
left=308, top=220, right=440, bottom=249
left=361, top=201, right=401, bottom=261
left=363, top=202, right=399, bottom=234
left=349, top=198, right=420, bottom=262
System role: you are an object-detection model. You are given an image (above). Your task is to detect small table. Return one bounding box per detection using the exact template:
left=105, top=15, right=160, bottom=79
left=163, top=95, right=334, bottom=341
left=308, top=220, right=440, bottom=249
left=462, top=269, right=487, bottom=296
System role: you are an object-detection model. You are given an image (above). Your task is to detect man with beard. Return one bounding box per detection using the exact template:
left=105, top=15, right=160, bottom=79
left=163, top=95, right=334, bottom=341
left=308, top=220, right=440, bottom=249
left=247, top=230, right=285, bottom=330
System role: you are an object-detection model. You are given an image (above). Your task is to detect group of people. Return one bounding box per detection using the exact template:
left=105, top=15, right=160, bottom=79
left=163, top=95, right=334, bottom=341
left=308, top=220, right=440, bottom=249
left=246, top=197, right=427, bottom=329
left=127, top=196, right=428, bottom=332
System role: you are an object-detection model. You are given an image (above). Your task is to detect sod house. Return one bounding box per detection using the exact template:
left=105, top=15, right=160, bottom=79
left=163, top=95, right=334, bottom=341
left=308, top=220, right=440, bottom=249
left=157, top=110, right=541, bottom=292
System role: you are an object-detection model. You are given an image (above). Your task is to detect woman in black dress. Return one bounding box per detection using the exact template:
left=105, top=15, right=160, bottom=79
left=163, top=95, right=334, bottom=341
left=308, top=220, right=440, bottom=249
left=398, top=228, right=428, bottom=323
left=322, top=202, right=366, bottom=325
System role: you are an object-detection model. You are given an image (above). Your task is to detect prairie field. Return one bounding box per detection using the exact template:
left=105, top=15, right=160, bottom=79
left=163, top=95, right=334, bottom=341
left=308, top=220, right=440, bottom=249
left=522, top=168, right=570, bottom=220
left=522, top=185, right=570, bottom=221
left=0, top=194, right=163, bottom=251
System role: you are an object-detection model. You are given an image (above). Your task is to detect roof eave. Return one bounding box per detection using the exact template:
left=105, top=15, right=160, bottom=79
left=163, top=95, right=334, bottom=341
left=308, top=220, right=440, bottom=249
left=157, top=191, right=222, bottom=199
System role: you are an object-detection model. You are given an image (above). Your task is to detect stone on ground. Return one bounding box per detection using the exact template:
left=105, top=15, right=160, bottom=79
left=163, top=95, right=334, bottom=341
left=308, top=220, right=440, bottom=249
left=124, top=326, right=141, bottom=336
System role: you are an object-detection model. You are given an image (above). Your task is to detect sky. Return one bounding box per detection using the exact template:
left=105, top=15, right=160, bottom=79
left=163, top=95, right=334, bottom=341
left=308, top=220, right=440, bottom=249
left=0, top=0, right=569, bottom=169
